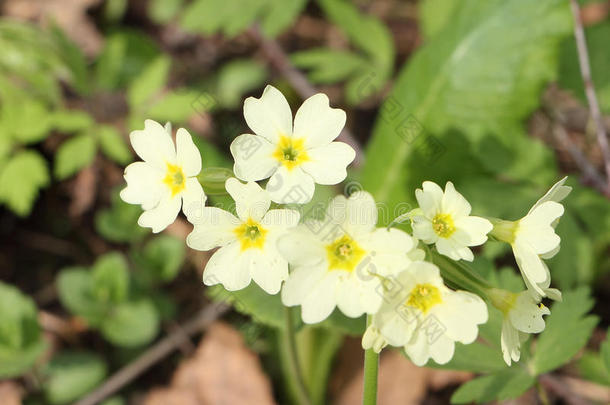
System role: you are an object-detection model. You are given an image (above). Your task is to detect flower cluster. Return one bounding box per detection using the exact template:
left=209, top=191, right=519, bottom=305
left=120, top=85, right=570, bottom=367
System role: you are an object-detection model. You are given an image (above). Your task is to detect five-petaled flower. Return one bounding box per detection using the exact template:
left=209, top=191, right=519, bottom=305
left=362, top=261, right=488, bottom=366
left=120, top=120, right=205, bottom=233
left=412, top=181, right=492, bottom=261
left=230, top=85, right=355, bottom=204
left=278, top=191, right=420, bottom=323
left=186, top=178, right=300, bottom=294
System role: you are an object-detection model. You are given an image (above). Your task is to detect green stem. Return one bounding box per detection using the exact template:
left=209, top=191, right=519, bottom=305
left=283, top=306, right=312, bottom=405
left=362, top=315, right=379, bottom=405
left=429, top=250, right=492, bottom=299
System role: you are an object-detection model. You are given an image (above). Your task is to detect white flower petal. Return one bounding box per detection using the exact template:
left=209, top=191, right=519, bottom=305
left=130, top=119, right=176, bottom=167
left=266, top=166, right=315, bottom=204
left=441, top=182, right=471, bottom=217
left=428, top=334, right=456, bottom=365
left=300, top=142, right=355, bottom=185
left=225, top=178, right=271, bottom=222
left=243, top=85, right=292, bottom=144
left=529, top=176, right=571, bottom=214
left=293, top=93, right=346, bottom=148
left=120, top=162, right=164, bottom=210
left=362, top=327, right=387, bottom=353
left=186, top=207, right=240, bottom=250
left=343, top=191, right=378, bottom=236
left=276, top=226, right=326, bottom=267
left=453, top=216, right=492, bottom=246
left=176, top=128, right=201, bottom=177
left=415, top=181, right=444, bottom=217
left=300, top=272, right=341, bottom=323
left=362, top=228, right=415, bottom=276
left=336, top=276, right=366, bottom=318
left=404, top=331, right=432, bottom=366
left=137, top=195, right=182, bottom=233
left=501, top=318, right=520, bottom=365
left=508, top=292, right=549, bottom=334
left=203, top=242, right=252, bottom=291
left=513, top=242, right=548, bottom=286
left=181, top=178, right=206, bottom=218
left=230, top=134, right=278, bottom=181
left=261, top=209, right=300, bottom=230
left=436, top=237, right=474, bottom=261
left=434, top=291, right=487, bottom=344
left=411, top=217, right=437, bottom=243
left=250, top=244, right=289, bottom=295
left=281, top=263, right=327, bottom=306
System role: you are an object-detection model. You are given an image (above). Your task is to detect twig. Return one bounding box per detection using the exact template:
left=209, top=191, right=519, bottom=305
left=247, top=26, right=364, bottom=167
left=569, top=0, right=610, bottom=195
left=74, top=302, right=230, bottom=405
left=552, top=124, right=608, bottom=191
left=538, top=374, right=591, bottom=405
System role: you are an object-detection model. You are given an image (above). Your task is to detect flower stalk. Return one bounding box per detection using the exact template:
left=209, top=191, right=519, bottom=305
left=362, top=315, right=379, bottom=405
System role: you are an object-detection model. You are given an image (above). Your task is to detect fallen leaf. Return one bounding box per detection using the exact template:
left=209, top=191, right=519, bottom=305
left=143, top=322, right=277, bottom=405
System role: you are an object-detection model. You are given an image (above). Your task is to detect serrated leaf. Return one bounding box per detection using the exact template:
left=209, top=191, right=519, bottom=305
left=533, top=287, right=598, bottom=375
left=54, top=133, right=97, bottom=179
left=0, top=150, right=49, bottom=216
left=450, top=367, right=535, bottom=403
left=292, top=48, right=366, bottom=84
left=0, top=282, right=47, bottom=378
left=101, top=300, right=160, bottom=347
left=360, top=0, right=571, bottom=218
left=97, top=125, right=131, bottom=165
left=260, top=0, right=308, bottom=37
left=146, top=89, right=201, bottom=122
left=43, top=352, right=107, bottom=405
left=127, top=56, right=170, bottom=107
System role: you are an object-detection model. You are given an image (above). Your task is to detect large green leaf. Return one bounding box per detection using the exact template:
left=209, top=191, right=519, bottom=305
left=451, top=367, right=535, bottom=404
left=360, top=0, right=571, bottom=219
left=533, top=287, right=598, bottom=375
left=101, top=300, right=160, bottom=347
left=54, top=133, right=97, bottom=179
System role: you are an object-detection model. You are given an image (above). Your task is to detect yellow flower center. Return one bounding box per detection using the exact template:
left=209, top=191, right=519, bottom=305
left=406, top=284, right=442, bottom=314
left=163, top=162, right=186, bottom=197
left=272, top=135, right=310, bottom=170
left=325, top=234, right=366, bottom=272
left=432, top=213, right=456, bottom=238
left=233, top=218, right=268, bottom=251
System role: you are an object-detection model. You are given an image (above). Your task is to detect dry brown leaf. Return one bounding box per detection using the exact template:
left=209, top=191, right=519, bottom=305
left=2, top=0, right=104, bottom=56
left=334, top=350, right=472, bottom=405
left=143, top=322, right=277, bottom=405
left=69, top=165, right=98, bottom=217
left=0, top=381, right=23, bottom=405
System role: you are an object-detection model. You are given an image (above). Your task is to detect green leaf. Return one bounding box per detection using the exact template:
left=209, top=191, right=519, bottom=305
left=450, top=367, right=535, bottom=403
left=95, top=190, right=149, bottom=242
left=533, top=287, right=598, bottom=375
left=49, top=25, right=90, bottom=95
left=419, top=0, right=460, bottom=40
left=101, top=300, right=160, bottom=347
left=54, top=133, right=97, bottom=179
left=0, top=150, right=49, bottom=216
left=50, top=110, right=95, bottom=133
left=602, top=328, right=610, bottom=377
left=2, top=97, right=52, bottom=144
left=180, top=0, right=266, bottom=37
left=316, top=0, right=395, bottom=104
left=216, top=60, right=267, bottom=108
left=0, top=282, right=47, bottom=378
left=92, top=253, right=130, bottom=305
left=97, top=125, right=131, bottom=165
left=578, top=350, right=610, bottom=386
left=149, top=0, right=184, bottom=23
left=260, top=0, right=308, bottom=37
left=360, top=0, right=571, bottom=217
left=57, top=268, right=108, bottom=326
left=292, top=49, right=366, bottom=84
left=146, top=89, right=201, bottom=122
left=43, top=352, right=107, bottom=405
left=132, top=235, right=185, bottom=283
left=319, top=309, right=365, bottom=337
left=127, top=55, right=171, bottom=107
left=207, top=283, right=294, bottom=330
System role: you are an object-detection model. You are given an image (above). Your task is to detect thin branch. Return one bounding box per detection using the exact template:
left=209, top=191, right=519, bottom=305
left=569, top=0, right=610, bottom=194
left=552, top=124, right=608, bottom=192
left=74, top=302, right=229, bottom=405
left=247, top=26, right=364, bottom=167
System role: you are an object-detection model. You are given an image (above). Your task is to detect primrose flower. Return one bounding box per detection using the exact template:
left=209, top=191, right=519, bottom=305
left=230, top=85, right=355, bottom=204
left=490, top=177, right=571, bottom=299
left=362, top=261, right=488, bottom=366
left=279, top=191, right=420, bottom=324
left=186, top=178, right=299, bottom=294
left=489, top=288, right=550, bottom=365
left=120, top=120, right=205, bottom=233
left=412, top=181, right=492, bottom=261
